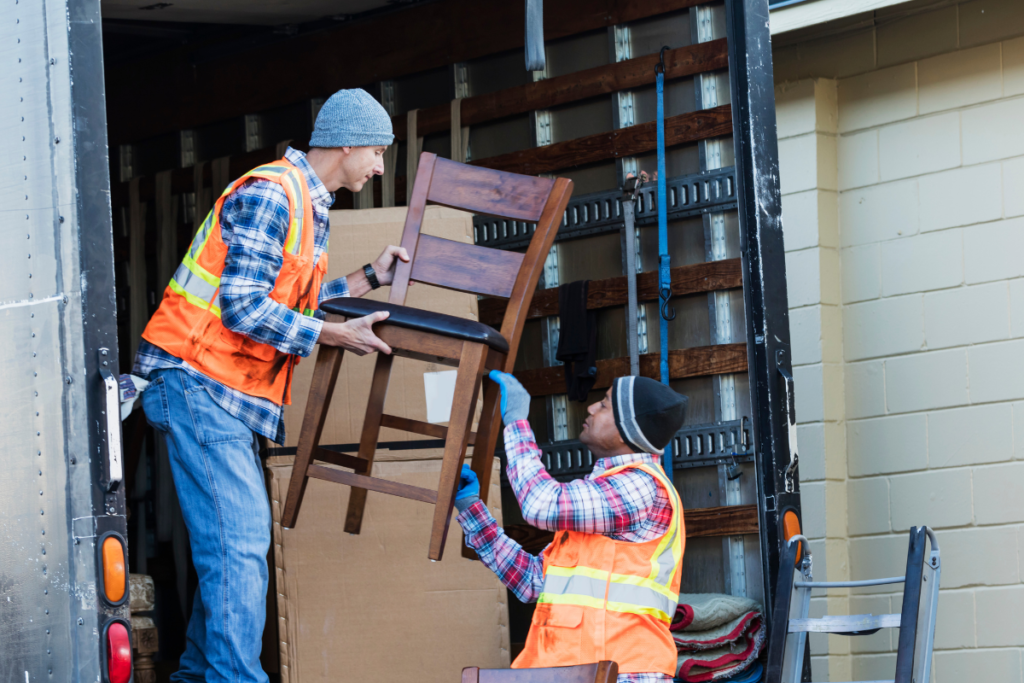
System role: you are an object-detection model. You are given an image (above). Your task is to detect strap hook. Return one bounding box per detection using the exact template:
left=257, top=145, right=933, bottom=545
left=659, top=285, right=676, bottom=321
left=655, top=45, right=670, bottom=75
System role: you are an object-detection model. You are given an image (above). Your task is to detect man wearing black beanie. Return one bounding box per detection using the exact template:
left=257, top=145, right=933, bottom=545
left=454, top=372, right=688, bottom=682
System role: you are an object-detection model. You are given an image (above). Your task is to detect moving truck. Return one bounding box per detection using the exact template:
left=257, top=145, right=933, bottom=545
left=0, top=0, right=802, bottom=680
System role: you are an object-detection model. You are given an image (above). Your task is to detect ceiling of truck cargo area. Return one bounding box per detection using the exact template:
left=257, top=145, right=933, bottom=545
left=101, top=0, right=397, bottom=25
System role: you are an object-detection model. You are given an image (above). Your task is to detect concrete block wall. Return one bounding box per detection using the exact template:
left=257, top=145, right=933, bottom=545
left=775, top=0, right=1024, bottom=679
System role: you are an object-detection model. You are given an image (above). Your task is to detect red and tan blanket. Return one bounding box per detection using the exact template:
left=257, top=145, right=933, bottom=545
left=670, top=593, right=766, bottom=682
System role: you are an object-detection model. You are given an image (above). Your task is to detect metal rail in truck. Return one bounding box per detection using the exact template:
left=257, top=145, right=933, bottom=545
left=0, top=1, right=801, bottom=681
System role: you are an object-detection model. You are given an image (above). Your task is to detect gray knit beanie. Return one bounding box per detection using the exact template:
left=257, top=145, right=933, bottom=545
left=309, top=88, right=395, bottom=148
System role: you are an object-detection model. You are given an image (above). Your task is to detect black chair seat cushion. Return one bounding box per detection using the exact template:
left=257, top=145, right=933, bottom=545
left=320, top=297, right=509, bottom=354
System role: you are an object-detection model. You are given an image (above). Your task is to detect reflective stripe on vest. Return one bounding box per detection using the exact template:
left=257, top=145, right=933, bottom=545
left=539, top=567, right=679, bottom=623
left=536, top=464, right=684, bottom=624
left=168, top=164, right=311, bottom=318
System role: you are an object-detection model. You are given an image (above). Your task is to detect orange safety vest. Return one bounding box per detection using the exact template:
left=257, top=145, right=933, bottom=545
left=513, top=463, right=685, bottom=676
left=142, top=158, right=327, bottom=406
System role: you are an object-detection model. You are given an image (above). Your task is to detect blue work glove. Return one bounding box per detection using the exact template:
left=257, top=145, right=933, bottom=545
left=454, top=464, right=480, bottom=513
left=488, top=370, right=531, bottom=424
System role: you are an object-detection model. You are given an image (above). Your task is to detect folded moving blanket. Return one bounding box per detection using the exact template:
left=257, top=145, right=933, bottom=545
left=670, top=593, right=766, bottom=683
left=671, top=593, right=761, bottom=633
left=672, top=610, right=761, bottom=651
left=675, top=616, right=765, bottom=682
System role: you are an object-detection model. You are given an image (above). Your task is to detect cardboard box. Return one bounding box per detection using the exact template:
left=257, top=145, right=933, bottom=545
left=283, top=206, right=479, bottom=461
left=267, top=456, right=510, bottom=683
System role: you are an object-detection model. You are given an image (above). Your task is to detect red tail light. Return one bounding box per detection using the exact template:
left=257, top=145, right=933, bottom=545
left=106, top=621, right=132, bottom=683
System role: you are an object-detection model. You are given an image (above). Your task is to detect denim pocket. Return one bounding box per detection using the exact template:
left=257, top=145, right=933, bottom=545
left=141, top=376, right=171, bottom=433
left=183, top=382, right=254, bottom=445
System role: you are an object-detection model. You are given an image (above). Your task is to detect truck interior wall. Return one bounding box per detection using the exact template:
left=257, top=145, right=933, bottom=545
left=103, top=0, right=779, bottom=674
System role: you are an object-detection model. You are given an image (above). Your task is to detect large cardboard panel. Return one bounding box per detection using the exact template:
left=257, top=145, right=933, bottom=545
left=284, top=206, right=478, bottom=461
left=267, top=457, right=509, bottom=683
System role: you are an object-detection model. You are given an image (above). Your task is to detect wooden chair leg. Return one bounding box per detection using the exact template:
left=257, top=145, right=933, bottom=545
left=468, top=380, right=502, bottom=503
left=429, top=341, right=488, bottom=560
left=281, top=344, right=344, bottom=528
left=343, top=352, right=394, bottom=534
left=461, top=379, right=502, bottom=560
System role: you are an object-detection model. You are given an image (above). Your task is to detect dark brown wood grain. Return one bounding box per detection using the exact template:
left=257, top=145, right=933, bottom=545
left=281, top=344, right=344, bottom=528
left=411, top=234, right=525, bottom=299
left=427, top=156, right=556, bottom=221
left=466, top=661, right=619, bottom=683
left=396, top=40, right=729, bottom=141
left=685, top=504, right=760, bottom=538
left=285, top=153, right=573, bottom=559
left=380, top=414, right=476, bottom=445
left=114, top=100, right=727, bottom=210
left=106, top=0, right=708, bottom=148
left=478, top=259, right=743, bottom=325
left=470, top=177, right=575, bottom=517
left=429, top=341, right=488, bottom=560
left=343, top=352, right=395, bottom=533
left=389, top=153, right=437, bottom=306
left=308, top=464, right=439, bottom=504
left=514, top=343, right=748, bottom=397
left=314, top=447, right=370, bottom=473
left=375, top=321, right=468, bottom=364
left=471, top=105, right=732, bottom=176
left=505, top=506, right=759, bottom=555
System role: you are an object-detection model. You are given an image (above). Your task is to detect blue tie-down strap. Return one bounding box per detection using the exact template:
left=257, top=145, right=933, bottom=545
left=655, top=47, right=674, bottom=474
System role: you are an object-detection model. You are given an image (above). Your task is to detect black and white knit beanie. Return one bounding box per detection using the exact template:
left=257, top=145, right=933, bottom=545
left=610, top=376, right=688, bottom=455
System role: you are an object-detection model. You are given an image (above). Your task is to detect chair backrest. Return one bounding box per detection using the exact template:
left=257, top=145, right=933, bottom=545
left=390, top=152, right=573, bottom=366
left=461, top=662, right=618, bottom=683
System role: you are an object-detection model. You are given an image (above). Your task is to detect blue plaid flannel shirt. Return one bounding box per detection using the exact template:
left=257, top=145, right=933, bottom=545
left=133, top=147, right=349, bottom=444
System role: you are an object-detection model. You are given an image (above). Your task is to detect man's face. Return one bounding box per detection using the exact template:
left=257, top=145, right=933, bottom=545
left=341, top=145, right=386, bottom=192
left=579, top=386, right=628, bottom=456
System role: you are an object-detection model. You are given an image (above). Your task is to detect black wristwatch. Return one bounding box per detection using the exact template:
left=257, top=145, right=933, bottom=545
left=363, top=263, right=381, bottom=290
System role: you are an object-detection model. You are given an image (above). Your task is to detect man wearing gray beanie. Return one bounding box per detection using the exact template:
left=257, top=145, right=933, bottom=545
left=453, top=373, right=688, bottom=681
left=133, top=88, right=404, bottom=683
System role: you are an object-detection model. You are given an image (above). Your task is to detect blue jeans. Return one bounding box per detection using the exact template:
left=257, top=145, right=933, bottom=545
left=143, top=368, right=270, bottom=683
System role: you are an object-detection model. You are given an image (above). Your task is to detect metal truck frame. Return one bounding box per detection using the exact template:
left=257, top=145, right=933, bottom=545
left=0, top=0, right=800, bottom=680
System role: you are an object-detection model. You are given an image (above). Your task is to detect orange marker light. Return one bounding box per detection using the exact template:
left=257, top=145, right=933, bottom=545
left=782, top=510, right=802, bottom=566
left=102, top=536, right=126, bottom=603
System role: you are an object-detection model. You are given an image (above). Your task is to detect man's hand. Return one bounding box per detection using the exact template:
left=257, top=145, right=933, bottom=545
left=488, top=370, right=531, bottom=424
left=456, top=464, right=480, bottom=500
left=318, top=311, right=392, bottom=355
left=454, top=464, right=481, bottom=513
left=372, top=245, right=410, bottom=286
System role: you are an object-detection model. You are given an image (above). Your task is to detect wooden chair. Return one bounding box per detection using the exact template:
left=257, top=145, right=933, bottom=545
left=281, top=152, right=573, bottom=560
left=461, top=662, right=619, bottom=683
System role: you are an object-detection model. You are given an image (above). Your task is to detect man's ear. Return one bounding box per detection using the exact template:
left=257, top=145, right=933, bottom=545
left=340, top=146, right=352, bottom=155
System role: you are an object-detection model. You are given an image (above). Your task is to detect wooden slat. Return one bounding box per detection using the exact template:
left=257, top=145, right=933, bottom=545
left=686, top=504, right=760, bottom=538
left=115, top=101, right=729, bottom=207
left=504, top=505, right=759, bottom=554
left=314, top=447, right=370, bottom=473
left=411, top=234, right=525, bottom=298
left=479, top=259, right=742, bottom=325
left=380, top=414, right=477, bottom=445
left=107, top=0, right=708, bottom=148
left=427, top=156, right=556, bottom=221
left=514, top=343, right=748, bottom=397
left=470, top=105, right=732, bottom=176
left=394, top=39, right=729, bottom=141
left=307, top=464, right=439, bottom=505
